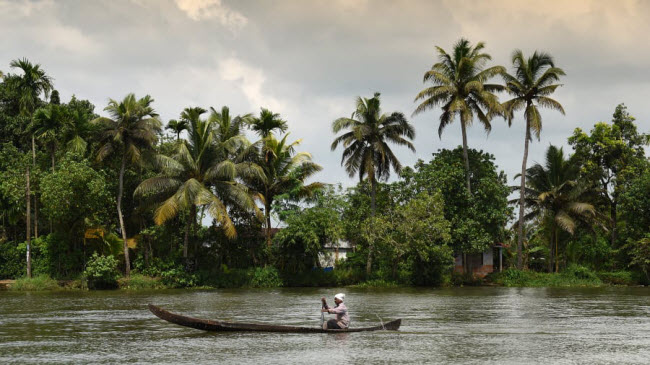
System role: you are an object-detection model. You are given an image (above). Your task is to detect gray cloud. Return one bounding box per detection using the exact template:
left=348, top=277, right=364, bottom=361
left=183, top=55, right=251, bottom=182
left=1, top=0, right=648, bottom=189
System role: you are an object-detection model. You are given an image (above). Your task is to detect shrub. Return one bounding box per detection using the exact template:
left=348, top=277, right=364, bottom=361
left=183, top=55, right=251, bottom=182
left=118, top=274, right=165, bottom=290
left=597, top=271, right=636, bottom=285
left=160, top=267, right=198, bottom=288
left=565, top=264, right=599, bottom=281
left=10, top=274, right=59, bottom=291
left=83, top=253, right=120, bottom=289
left=354, top=279, right=399, bottom=288
left=250, top=266, right=283, bottom=288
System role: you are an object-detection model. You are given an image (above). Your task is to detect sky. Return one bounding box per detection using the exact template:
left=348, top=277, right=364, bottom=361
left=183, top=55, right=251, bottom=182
left=1, top=0, right=649, bottom=189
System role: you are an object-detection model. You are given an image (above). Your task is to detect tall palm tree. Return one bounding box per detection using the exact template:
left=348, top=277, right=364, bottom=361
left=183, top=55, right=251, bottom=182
left=135, top=107, right=262, bottom=259
left=247, top=134, right=323, bottom=246
left=32, top=105, right=67, bottom=172
left=248, top=108, right=288, bottom=138
left=9, top=58, right=53, bottom=256
left=516, top=145, right=597, bottom=272
left=332, top=92, right=415, bottom=275
left=93, top=93, right=161, bottom=276
left=166, top=119, right=189, bottom=141
left=413, top=38, right=503, bottom=193
left=502, top=50, right=566, bottom=269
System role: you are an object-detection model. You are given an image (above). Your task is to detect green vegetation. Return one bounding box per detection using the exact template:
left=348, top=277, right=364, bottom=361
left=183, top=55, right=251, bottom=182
left=0, top=40, right=648, bottom=290
left=10, top=274, right=59, bottom=291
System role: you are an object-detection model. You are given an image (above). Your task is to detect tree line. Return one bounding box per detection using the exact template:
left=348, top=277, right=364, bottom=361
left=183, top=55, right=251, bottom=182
left=0, top=37, right=649, bottom=287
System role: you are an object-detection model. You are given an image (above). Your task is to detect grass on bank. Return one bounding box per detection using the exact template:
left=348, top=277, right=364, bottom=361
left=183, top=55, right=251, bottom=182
left=488, top=265, right=639, bottom=287
left=10, top=275, right=60, bottom=291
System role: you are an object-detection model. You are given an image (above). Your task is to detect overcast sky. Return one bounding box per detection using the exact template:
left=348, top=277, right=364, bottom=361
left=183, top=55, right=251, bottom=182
left=2, top=0, right=649, bottom=188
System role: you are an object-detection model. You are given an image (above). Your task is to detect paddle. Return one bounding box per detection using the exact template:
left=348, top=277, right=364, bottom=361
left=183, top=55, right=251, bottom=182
left=320, top=297, right=328, bottom=327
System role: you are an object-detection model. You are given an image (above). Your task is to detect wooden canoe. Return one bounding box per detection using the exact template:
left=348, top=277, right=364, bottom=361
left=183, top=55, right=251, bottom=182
left=148, top=304, right=401, bottom=333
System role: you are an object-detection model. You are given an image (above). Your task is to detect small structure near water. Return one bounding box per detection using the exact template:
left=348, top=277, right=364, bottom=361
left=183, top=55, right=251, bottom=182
left=319, top=240, right=353, bottom=268
left=454, top=243, right=506, bottom=278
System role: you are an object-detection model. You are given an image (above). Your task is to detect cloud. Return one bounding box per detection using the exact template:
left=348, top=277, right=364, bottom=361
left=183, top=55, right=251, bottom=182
left=174, top=0, right=247, bottom=31
left=218, top=57, right=285, bottom=112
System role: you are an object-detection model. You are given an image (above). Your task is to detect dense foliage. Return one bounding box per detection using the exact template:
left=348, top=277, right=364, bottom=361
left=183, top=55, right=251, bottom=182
left=0, top=46, right=648, bottom=289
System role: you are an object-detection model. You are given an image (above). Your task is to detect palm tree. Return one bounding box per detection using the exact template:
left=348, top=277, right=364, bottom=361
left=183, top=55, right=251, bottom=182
left=332, top=92, right=415, bottom=275
left=502, top=50, right=566, bottom=270
left=516, top=145, right=597, bottom=272
left=413, top=38, right=503, bottom=193
left=32, top=105, right=67, bottom=172
left=247, top=134, right=323, bottom=246
left=135, top=107, right=262, bottom=259
left=63, top=109, right=93, bottom=155
left=166, top=119, right=189, bottom=141
left=93, top=93, right=162, bottom=276
left=9, top=58, right=53, bottom=258
left=248, top=108, right=288, bottom=137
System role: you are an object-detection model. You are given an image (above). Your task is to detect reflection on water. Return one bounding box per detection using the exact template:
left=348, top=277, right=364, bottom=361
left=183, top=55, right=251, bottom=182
left=1, top=287, right=649, bottom=364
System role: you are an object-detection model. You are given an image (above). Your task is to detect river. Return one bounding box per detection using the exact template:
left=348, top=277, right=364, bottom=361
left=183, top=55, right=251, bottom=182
left=0, top=287, right=648, bottom=364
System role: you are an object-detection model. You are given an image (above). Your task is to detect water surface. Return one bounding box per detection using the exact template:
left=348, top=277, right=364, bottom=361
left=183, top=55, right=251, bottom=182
left=1, top=287, right=648, bottom=364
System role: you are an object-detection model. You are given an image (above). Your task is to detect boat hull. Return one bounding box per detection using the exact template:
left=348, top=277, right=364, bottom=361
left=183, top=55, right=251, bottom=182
left=148, top=304, right=401, bottom=333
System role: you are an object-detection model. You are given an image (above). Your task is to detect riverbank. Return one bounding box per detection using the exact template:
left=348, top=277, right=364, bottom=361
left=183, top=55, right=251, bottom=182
left=3, top=266, right=645, bottom=291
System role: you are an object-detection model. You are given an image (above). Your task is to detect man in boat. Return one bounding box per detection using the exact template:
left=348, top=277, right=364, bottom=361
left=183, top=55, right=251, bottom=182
left=321, top=293, right=349, bottom=330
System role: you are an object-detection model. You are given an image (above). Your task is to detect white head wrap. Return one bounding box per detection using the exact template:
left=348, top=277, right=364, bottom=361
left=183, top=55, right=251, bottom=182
left=334, top=293, right=345, bottom=301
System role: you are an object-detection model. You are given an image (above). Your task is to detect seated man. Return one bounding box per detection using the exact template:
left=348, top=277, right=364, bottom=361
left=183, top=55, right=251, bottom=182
left=321, top=293, right=349, bottom=330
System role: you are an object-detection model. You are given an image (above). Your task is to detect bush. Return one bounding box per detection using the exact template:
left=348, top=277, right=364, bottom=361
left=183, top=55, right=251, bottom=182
left=354, top=279, right=399, bottom=288
left=118, top=274, right=165, bottom=290
left=160, top=267, right=198, bottom=288
left=565, top=264, right=599, bottom=281
left=10, top=274, right=59, bottom=291
left=83, top=253, right=120, bottom=289
left=597, top=271, right=636, bottom=285
left=250, top=266, right=283, bottom=288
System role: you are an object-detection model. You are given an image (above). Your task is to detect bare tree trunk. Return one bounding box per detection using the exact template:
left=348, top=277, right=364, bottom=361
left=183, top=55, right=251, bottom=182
left=26, top=167, right=32, bottom=278
left=117, top=154, right=130, bottom=277
left=555, top=229, right=560, bottom=273
left=548, top=225, right=555, bottom=273
left=51, top=147, right=55, bottom=172
left=460, top=121, right=471, bottom=194
left=611, top=200, right=618, bottom=247
left=517, top=119, right=531, bottom=270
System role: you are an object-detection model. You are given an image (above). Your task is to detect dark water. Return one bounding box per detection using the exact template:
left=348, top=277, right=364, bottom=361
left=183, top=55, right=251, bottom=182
left=1, top=287, right=649, bottom=364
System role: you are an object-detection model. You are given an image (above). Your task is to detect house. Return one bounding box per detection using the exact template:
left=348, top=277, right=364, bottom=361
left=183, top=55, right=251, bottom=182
left=453, top=243, right=506, bottom=278
left=319, top=240, right=353, bottom=268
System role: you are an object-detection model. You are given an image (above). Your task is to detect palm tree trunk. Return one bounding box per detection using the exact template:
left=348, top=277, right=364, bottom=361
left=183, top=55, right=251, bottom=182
left=548, top=224, right=555, bottom=273
left=26, top=166, right=32, bottom=278
left=265, top=199, right=273, bottom=248
left=460, top=121, right=471, bottom=194
left=611, top=200, right=618, bottom=247
left=51, top=147, right=55, bottom=172
left=117, top=154, right=130, bottom=277
left=366, top=177, right=377, bottom=277
left=517, top=119, right=531, bottom=270
left=555, top=229, right=559, bottom=273
left=183, top=211, right=190, bottom=259
left=32, top=135, right=39, bottom=239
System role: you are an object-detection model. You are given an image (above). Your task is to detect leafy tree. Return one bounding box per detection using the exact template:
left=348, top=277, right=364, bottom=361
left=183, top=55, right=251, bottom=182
left=501, top=50, right=566, bottom=269
left=619, top=167, right=650, bottom=243
left=273, top=185, right=346, bottom=273
left=625, top=235, right=650, bottom=283
left=413, top=38, right=504, bottom=193
left=39, top=154, right=113, bottom=234
left=396, top=148, right=511, bottom=273
left=517, top=145, right=598, bottom=272
left=569, top=104, right=649, bottom=247
left=93, top=93, right=162, bottom=276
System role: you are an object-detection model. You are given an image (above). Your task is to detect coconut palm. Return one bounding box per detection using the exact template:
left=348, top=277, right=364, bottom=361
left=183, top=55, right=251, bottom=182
left=502, top=50, right=566, bottom=269
left=247, top=134, right=323, bottom=246
left=515, top=145, right=597, bottom=272
left=135, top=107, right=262, bottom=259
left=413, top=38, right=504, bottom=193
left=332, top=92, right=415, bottom=275
left=93, top=93, right=162, bottom=276
left=32, top=105, right=67, bottom=172
left=166, top=119, right=189, bottom=141
left=248, top=108, right=288, bottom=138
left=208, top=106, right=253, bottom=156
